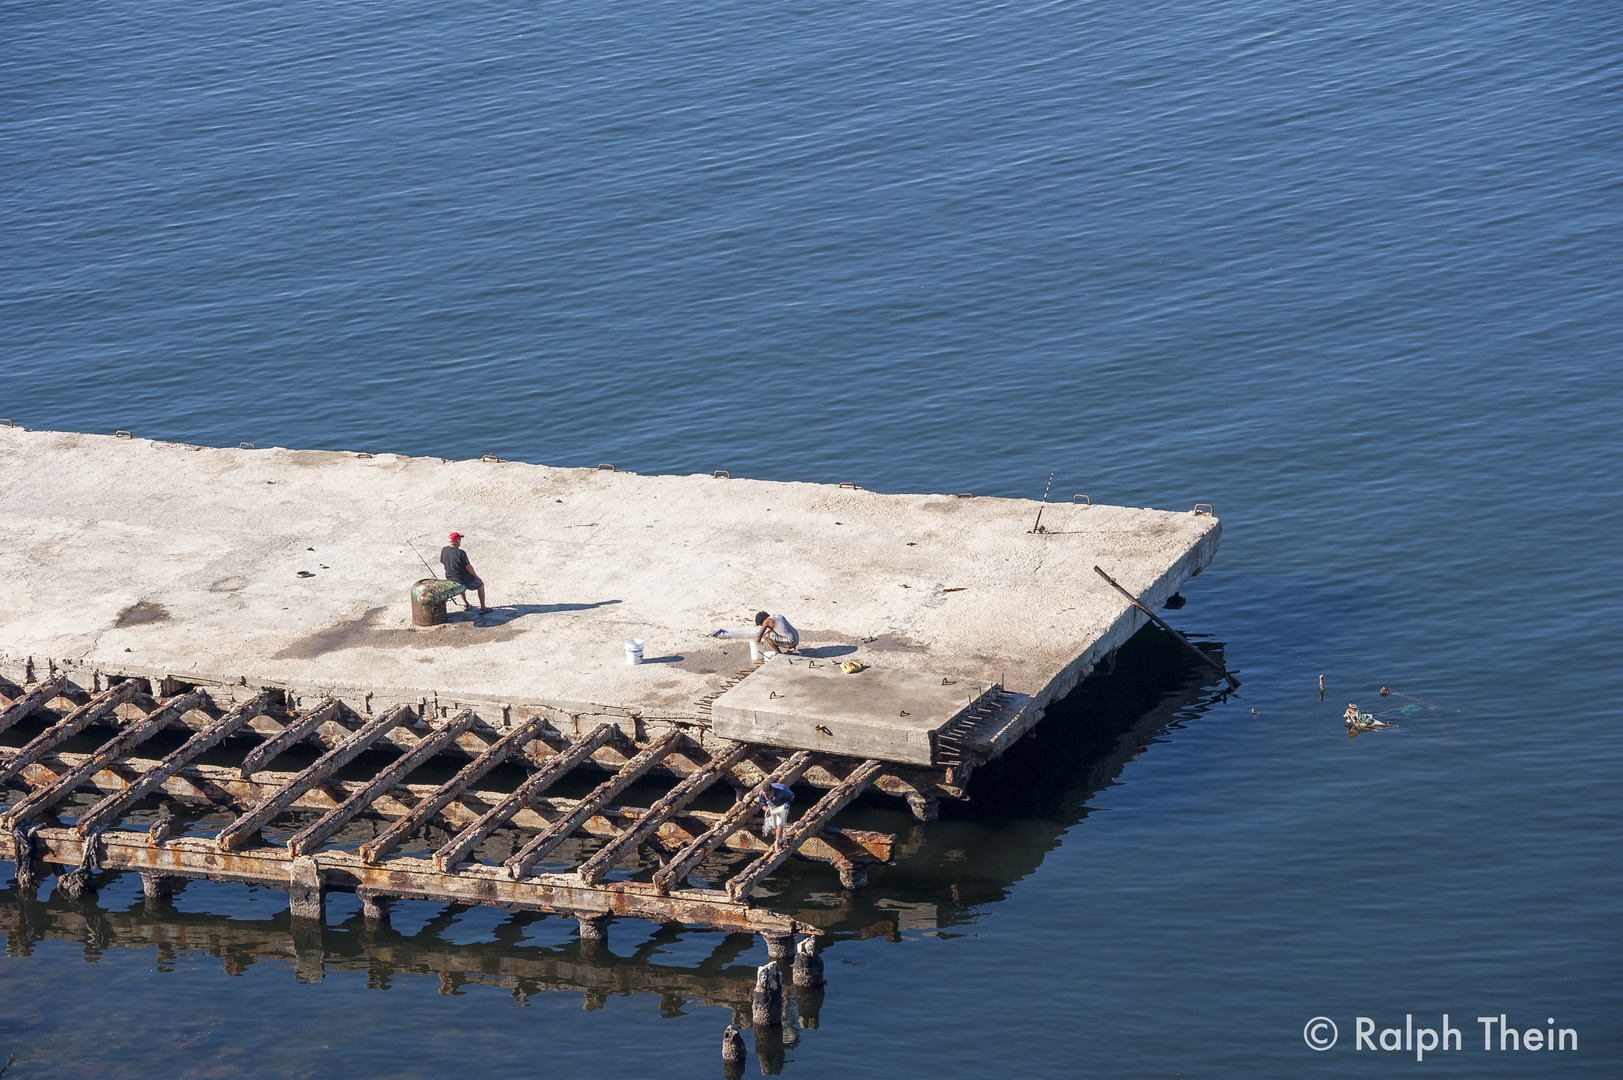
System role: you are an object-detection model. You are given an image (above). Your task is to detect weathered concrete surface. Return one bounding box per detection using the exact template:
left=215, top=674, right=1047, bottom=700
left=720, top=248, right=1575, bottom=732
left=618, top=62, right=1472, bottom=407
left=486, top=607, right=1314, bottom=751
left=712, top=663, right=995, bottom=765
left=0, top=428, right=1220, bottom=760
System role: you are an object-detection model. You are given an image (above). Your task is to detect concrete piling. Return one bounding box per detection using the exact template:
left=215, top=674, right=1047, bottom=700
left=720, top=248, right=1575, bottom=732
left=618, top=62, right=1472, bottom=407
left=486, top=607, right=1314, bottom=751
left=762, top=931, right=794, bottom=965
left=792, top=936, right=824, bottom=988
left=752, top=961, right=783, bottom=1027
left=287, top=855, right=325, bottom=923
left=140, top=872, right=173, bottom=900
left=360, top=891, right=391, bottom=926
left=576, top=913, right=610, bottom=950
left=721, top=1024, right=747, bottom=1079
left=837, top=862, right=869, bottom=890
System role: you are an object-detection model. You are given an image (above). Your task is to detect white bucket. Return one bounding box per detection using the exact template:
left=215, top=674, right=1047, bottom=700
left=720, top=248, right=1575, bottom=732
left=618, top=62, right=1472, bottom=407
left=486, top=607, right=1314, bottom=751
left=625, top=638, right=644, bottom=665
left=749, top=640, right=762, bottom=661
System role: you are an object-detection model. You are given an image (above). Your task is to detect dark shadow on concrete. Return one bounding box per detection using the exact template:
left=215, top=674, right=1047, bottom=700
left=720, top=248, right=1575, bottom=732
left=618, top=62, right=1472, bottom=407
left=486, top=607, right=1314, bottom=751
left=797, top=645, right=858, bottom=659
left=639, top=655, right=685, bottom=665
left=463, top=600, right=622, bottom=627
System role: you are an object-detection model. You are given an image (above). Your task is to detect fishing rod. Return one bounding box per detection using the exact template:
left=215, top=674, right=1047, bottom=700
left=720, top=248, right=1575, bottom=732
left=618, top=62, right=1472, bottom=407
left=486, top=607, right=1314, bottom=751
left=406, top=538, right=439, bottom=579
left=1030, top=471, right=1056, bottom=534
left=1093, top=564, right=1241, bottom=690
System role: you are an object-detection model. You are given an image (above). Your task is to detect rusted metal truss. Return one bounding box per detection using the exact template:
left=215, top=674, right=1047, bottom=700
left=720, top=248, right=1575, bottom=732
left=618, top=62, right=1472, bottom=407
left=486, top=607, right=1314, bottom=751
left=0, top=681, right=904, bottom=936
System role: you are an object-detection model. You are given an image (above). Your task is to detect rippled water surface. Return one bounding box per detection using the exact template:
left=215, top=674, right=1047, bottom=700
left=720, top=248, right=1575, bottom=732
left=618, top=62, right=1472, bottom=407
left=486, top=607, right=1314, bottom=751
left=3, top=0, right=1620, bottom=1076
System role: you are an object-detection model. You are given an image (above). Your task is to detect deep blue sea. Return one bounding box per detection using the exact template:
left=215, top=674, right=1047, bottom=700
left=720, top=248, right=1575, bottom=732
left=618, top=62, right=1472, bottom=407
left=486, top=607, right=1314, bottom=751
left=3, top=1, right=1620, bottom=1076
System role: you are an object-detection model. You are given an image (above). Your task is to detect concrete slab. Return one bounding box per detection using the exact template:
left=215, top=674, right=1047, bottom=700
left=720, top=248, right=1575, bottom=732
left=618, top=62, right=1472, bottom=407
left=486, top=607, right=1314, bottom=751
left=0, top=428, right=1221, bottom=762
left=711, top=662, right=995, bottom=765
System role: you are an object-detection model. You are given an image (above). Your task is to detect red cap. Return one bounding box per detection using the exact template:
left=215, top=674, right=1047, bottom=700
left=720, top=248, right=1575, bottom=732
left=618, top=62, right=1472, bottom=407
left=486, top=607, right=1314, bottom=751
left=448, top=532, right=462, bottom=541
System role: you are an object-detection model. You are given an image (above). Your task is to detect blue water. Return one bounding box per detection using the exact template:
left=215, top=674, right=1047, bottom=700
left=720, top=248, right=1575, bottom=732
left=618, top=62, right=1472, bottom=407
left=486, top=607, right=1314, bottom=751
left=3, top=0, right=1620, bottom=1075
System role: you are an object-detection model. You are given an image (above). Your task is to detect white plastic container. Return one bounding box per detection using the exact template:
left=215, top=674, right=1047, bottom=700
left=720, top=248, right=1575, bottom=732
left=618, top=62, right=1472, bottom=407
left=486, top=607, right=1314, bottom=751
left=625, top=638, right=644, bottom=665
left=749, top=640, right=762, bottom=661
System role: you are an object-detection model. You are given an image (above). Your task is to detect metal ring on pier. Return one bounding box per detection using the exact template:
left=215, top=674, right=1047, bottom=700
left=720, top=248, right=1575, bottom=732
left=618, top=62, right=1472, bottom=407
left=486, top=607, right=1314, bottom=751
left=239, top=442, right=256, bottom=450
left=597, top=463, right=616, bottom=471
left=115, top=430, right=133, bottom=439
left=713, top=470, right=730, bottom=479
left=955, top=493, right=974, bottom=498
left=838, top=482, right=860, bottom=490
left=1073, top=494, right=1091, bottom=505
left=1193, top=503, right=1214, bottom=516
left=0, top=419, right=12, bottom=428
left=481, top=454, right=500, bottom=463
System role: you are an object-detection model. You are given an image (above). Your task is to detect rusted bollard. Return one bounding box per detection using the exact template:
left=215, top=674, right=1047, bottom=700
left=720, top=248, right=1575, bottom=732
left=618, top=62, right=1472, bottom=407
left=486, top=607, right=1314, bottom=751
left=721, top=1024, right=746, bottom=1079
left=410, top=578, right=465, bottom=627
left=792, top=937, right=824, bottom=988
left=752, top=961, right=783, bottom=1027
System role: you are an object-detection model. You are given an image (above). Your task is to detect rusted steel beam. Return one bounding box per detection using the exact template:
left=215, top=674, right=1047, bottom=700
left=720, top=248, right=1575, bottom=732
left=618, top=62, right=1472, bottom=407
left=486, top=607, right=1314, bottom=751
left=217, top=704, right=413, bottom=851
left=288, top=710, right=478, bottom=857
left=3, top=692, right=202, bottom=828
left=578, top=740, right=750, bottom=885
left=654, top=751, right=815, bottom=895
left=0, top=681, right=139, bottom=789
left=0, top=676, right=67, bottom=733
left=360, top=716, right=548, bottom=865
left=504, top=731, right=685, bottom=880
left=239, top=697, right=341, bottom=778
left=74, top=691, right=273, bottom=837
left=11, top=827, right=814, bottom=935
left=433, top=723, right=616, bottom=872
left=3, top=747, right=890, bottom=867
left=727, top=759, right=884, bottom=901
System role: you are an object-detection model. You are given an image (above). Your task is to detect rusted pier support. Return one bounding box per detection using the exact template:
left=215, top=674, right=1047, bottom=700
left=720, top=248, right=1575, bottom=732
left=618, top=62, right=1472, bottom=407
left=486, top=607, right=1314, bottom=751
left=360, top=891, right=391, bottom=926
left=140, top=872, right=173, bottom=900
left=837, top=862, right=869, bottom=889
left=792, top=936, right=824, bottom=988
left=762, top=930, right=794, bottom=965
left=721, top=1024, right=747, bottom=1080
left=752, top=961, right=784, bottom=1027
left=576, top=912, right=610, bottom=950
left=906, top=793, right=940, bottom=822
left=288, top=855, right=325, bottom=923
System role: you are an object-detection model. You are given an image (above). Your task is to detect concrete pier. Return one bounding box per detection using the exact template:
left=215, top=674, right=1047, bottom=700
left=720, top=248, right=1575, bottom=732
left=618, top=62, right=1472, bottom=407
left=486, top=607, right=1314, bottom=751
left=0, top=428, right=1219, bottom=766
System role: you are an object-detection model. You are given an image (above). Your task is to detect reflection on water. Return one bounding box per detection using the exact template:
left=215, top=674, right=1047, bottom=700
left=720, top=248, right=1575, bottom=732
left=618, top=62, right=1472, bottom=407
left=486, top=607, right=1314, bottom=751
left=2, top=625, right=1225, bottom=1072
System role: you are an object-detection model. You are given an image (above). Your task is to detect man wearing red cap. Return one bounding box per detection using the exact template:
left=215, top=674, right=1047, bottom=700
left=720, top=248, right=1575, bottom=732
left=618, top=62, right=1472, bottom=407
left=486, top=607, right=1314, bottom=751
left=439, top=532, right=489, bottom=614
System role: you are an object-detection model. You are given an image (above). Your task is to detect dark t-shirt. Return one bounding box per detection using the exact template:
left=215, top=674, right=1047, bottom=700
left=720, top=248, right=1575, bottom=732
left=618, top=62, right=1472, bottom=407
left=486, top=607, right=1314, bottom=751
left=439, top=545, right=474, bottom=584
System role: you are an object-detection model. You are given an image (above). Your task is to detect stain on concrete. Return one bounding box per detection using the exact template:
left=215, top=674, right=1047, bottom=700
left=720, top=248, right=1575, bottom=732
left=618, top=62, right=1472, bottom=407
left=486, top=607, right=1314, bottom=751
left=115, top=601, right=170, bottom=627
left=273, top=606, right=527, bottom=659
left=209, top=576, right=248, bottom=593
left=863, top=633, right=929, bottom=653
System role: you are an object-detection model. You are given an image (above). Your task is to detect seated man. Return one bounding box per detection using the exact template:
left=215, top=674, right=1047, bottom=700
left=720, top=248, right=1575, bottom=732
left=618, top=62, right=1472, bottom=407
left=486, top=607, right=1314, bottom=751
left=754, top=611, right=799, bottom=655
left=439, top=532, right=489, bottom=613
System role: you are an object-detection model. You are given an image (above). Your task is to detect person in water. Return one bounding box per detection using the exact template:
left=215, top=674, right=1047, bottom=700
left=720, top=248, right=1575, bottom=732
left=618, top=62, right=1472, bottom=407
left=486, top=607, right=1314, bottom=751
left=439, top=532, right=489, bottom=613
left=754, top=611, right=799, bottom=655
